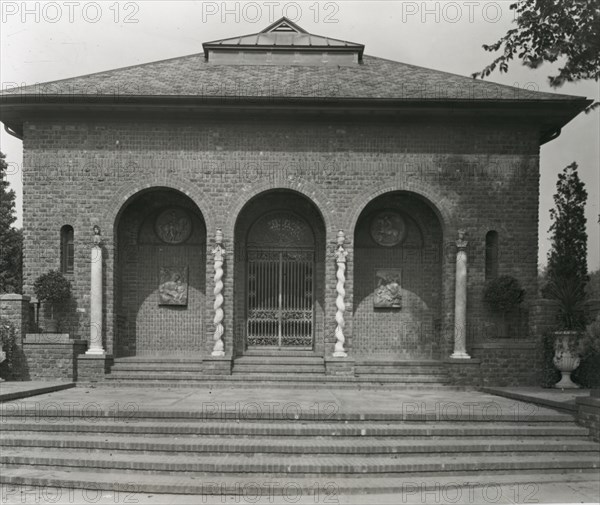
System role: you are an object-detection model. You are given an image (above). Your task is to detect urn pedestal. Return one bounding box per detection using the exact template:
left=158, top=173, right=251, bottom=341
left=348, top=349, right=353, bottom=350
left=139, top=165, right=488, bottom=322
left=553, top=331, right=581, bottom=389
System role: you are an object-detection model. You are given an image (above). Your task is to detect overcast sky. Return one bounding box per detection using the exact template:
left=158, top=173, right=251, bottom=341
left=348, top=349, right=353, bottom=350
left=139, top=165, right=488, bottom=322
left=1, top=0, right=598, bottom=271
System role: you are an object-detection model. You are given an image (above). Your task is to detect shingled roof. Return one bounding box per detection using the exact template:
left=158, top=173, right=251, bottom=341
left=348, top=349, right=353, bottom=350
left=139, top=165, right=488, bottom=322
left=0, top=16, right=588, bottom=102
left=1, top=52, right=586, bottom=102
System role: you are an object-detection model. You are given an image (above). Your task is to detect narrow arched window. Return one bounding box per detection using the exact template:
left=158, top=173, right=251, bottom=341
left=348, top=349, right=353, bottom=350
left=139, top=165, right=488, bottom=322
left=485, top=231, right=499, bottom=280
left=61, top=225, right=74, bottom=274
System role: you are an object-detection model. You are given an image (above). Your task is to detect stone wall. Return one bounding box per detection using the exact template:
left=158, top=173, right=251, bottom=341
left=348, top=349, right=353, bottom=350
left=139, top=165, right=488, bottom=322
left=21, top=116, right=541, bottom=368
left=576, top=395, right=600, bottom=442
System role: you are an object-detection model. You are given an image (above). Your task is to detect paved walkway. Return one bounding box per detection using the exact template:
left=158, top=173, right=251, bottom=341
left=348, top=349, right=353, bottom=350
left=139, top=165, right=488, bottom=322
left=0, top=384, right=572, bottom=420
left=0, top=381, right=75, bottom=402
left=1, top=477, right=599, bottom=504
left=483, top=386, right=592, bottom=413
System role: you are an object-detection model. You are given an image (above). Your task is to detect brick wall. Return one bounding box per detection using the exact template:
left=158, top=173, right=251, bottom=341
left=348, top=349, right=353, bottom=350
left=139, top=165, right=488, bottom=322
left=115, top=190, right=206, bottom=357
left=353, top=193, right=442, bottom=358
left=21, top=116, right=541, bottom=369
left=472, top=342, right=540, bottom=386
left=22, top=334, right=87, bottom=381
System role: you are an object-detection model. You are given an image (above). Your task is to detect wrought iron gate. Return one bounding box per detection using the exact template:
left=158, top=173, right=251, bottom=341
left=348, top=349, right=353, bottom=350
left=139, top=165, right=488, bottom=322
left=247, top=249, right=314, bottom=348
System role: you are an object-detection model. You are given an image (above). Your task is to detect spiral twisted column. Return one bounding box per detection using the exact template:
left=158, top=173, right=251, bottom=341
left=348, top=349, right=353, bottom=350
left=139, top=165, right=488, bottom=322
left=211, top=228, right=225, bottom=357
left=333, top=230, right=348, bottom=358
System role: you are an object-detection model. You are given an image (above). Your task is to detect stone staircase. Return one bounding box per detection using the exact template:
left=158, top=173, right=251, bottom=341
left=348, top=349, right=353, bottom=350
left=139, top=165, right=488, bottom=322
left=1, top=399, right=598, bottom=496
left=104, top=355, right=451, bottom=388
left=355, top=359, right=450, bottom=385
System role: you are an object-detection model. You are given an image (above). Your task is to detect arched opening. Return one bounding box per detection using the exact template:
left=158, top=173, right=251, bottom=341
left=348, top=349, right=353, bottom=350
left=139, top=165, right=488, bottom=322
left=60, top=225, right=74, bottom=275
left=485, top=231, right=499, bottom=280
left=114, top=188, right=207, bottom=357
left=234, top=190, right=326, bottom=355
left=353, top=192, right=443, bottom=359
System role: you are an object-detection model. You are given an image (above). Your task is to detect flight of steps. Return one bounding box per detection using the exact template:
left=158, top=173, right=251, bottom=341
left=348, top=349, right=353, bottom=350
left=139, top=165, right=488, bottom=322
left=355, top=359, right=450, bottom=386
left=104, top=355, right=452, bottom=389
left=1, top=401, right=598, bottom=496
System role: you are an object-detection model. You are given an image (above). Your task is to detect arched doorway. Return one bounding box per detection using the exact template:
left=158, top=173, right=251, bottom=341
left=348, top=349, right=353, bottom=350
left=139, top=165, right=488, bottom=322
left=234, top=191, right=325, bottom=355
left=114, top=188, right=207, bottom=357
left=353, top=192, right=443, bottom=359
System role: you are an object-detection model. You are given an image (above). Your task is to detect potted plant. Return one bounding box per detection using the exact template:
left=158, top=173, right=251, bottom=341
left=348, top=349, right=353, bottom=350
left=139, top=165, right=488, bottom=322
left=483, top=275, right=524, bottom=338
left=544, top=276, right=587, bottom=388
left=33, top=270, right=71, bottom=333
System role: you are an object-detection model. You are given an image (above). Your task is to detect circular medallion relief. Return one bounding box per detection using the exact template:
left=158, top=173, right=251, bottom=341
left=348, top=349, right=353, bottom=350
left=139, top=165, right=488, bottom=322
left=370, top=211, right=406, bottom=247
left=155, top=208, right=192, bottom=244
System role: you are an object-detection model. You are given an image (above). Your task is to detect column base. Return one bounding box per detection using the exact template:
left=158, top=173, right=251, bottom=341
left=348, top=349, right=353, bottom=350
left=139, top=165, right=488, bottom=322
left=77, top=354, right=112, bottom=382
left=332, top=351, right=347, bottom=358
left=85, top=349, right=106, bottom=356
left=450, top=351, right=471, bottom=359
left=211, top=350, right=225, bottom=357
left=203, top=356, right=232, bottom=375
left=326, top=357, right=355, bottom=376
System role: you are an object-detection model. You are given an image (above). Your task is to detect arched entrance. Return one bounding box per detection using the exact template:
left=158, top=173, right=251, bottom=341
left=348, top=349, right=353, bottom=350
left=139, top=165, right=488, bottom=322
left=234, top=191, right=325, bottom=355
left=114, top=188, right=207, bottom=357
left=353, top=192, right=443, bottom=359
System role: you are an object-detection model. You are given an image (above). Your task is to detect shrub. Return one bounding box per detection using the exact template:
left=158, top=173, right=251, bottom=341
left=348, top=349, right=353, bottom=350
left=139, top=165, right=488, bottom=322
left=483, top=275, right=525, bottom=314
left=0, top=318, right=17, bottom=379
left=33, top=270, right=71, bottom=305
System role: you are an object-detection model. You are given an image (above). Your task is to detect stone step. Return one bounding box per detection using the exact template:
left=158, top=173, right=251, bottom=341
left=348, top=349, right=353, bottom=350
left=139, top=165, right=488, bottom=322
left=94, top=380, right=458, bottom=389
left=1, top=467, right=597, bottom=496
left=232, top=364, right=326, bottom=374
left=355, top=367, right=447, bottom=375
left=243, top=350, right=318, bottom=357
left=2, top=448, right=598, bottom=475
left=0, top=406, right=572, bottom=422
left=0, top=421, right=587, bottom=437
left=114, top=357, right=205, bottom=364
left=103, top=373, right=449, bottom=383
left=235, top=355, right=325, bottom=362
left=2, top=433, right=597, bottom=455
left=357, top=359, right=444, bottom=366
left=110, top=364, right=204, bottom=372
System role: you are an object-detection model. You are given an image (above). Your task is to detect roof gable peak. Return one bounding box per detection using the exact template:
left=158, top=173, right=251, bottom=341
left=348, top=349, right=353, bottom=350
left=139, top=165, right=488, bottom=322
left=261, top=17, right=307, bottom=34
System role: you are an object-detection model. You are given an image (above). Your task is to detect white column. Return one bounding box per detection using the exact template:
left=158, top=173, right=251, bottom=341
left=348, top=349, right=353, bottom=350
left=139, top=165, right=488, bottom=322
left=211, top=228, right=225, bottom=357
left=87, top=226, right=105, bottom=355
left=451, top=229, right=470, bottom=359
left=333, top=230, right=348, bottom=358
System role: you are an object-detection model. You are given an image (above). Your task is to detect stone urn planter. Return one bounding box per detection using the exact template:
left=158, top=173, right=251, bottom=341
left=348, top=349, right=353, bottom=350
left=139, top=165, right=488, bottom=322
left=553, top=330, right=581, bottom=389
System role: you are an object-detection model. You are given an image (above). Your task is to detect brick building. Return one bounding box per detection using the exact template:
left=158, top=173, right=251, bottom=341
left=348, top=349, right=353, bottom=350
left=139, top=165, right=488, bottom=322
left=0, top=18, right=591, bottom=385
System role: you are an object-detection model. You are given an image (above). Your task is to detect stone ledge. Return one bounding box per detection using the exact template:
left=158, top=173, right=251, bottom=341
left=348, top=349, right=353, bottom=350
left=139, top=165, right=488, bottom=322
left=0, top=294, right=31, bottom=302
left=78, top=353, right=112, bottom=361
left=472, top=340, right=536, bottom=350
left=25, top=334, right=86, bottom=345
left=444, top=358, right=481, bottom=365
left=576, top=396, right=600, bottom=410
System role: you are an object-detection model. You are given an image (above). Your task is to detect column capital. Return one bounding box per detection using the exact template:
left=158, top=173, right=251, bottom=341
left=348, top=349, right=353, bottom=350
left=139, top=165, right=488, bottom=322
left=456, top=229, right=468, bottom=250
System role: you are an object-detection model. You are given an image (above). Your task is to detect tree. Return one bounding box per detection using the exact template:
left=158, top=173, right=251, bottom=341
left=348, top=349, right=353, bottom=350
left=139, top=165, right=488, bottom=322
left=0, top=151, right=22, bottom=294
left=543, top=162, right=588, bottom=330
left=547, top=162, right=588, bottom=285
left=473, top=0, right=600, bottom=107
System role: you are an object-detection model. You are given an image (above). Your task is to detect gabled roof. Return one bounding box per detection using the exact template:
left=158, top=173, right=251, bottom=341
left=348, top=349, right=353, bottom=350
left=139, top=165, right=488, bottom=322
left=202, top=17, right=365, bottom=60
